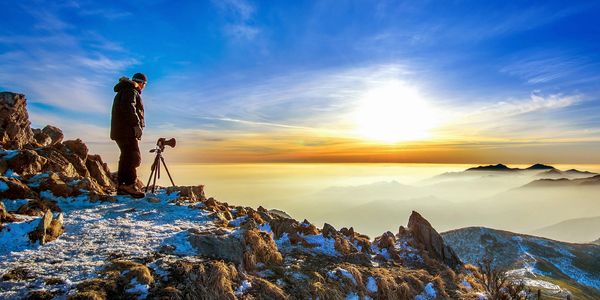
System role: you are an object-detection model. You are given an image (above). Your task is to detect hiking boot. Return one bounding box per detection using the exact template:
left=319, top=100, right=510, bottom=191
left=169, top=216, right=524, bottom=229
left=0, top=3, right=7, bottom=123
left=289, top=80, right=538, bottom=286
left=117, top=184, right=145, bottom=198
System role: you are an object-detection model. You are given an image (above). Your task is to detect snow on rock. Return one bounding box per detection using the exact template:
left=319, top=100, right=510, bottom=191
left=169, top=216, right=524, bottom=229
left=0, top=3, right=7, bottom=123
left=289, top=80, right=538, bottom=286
left=415, top=282, right=437, bottom=300
left=366, top=276, right=378, bottom=293
left=0, top=181, right=8, bottom=192
left=0, top=215, right=40, bottom=252
left=126, top=278, right=150, bottom=299
left=2, top=199, right=29, bottom=211
left=345, top=292, right=360, bottom=300
left=461, top=278, right=472, bottom=290
left=0, top=188, right=213, bottom=299
left=235, top=279, right=252, bottom=296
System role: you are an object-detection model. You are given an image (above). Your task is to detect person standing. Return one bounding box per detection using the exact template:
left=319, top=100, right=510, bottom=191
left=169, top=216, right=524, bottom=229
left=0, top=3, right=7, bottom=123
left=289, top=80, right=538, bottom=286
left=110, top=73, right=147, bottom=198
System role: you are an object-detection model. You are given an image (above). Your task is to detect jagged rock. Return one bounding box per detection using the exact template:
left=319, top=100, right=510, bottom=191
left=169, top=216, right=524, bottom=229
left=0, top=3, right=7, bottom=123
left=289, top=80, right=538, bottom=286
left=0, top=92, right=35, bottom=149
left=322, top=223, right=337, bottom=238
left=62, top=139, right=88, bottom=160
left=69, top=177, right=108, bottom=196
left=270, top=218, right=299, bottom=239
left=41, top=125, right=63, bottom=145
left=377, top=231, right=396, bottom=250
left=28, top=210, right=64, bottom=245
left=0, top=201, right=19, bottom=223
left=34, top=173, right=74, bottom=198
left=269, top=209, right=292, bottom=219
left=340, top=227, right=355, bottom=237
left=298, top=219, right=319, bottom=235
left=166, top=185, right=205, bottom=202
left=36, top=148, right=79, bottom=178
left=17, top=199, right=61, bottom=216
left=32, top=128, right=52, bottom=147
left=407, top=211, right=462, bottom=269
left=0, top=176, right=39, bottom=200
left=86, top=154, right=115, bottom=189
left=5, top=149, right=47, bottom=176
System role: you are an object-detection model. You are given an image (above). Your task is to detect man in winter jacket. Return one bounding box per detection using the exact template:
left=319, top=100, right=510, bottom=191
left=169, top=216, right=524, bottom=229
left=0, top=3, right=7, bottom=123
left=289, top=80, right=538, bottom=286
left=110, top=73, right=147, bottom=198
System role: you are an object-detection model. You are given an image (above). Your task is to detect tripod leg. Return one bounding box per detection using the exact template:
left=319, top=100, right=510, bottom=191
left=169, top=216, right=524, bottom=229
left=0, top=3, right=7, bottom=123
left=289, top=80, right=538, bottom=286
left=160, top=156, right=176, bottom=187
left=145, top=156, right=159, bottom=193
left=152, top=156, right=160, bottom=194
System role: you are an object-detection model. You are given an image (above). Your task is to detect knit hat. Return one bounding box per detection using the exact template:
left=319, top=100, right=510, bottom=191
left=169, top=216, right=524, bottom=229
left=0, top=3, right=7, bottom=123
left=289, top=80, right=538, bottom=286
left=132, top=73, right=148, bottom=84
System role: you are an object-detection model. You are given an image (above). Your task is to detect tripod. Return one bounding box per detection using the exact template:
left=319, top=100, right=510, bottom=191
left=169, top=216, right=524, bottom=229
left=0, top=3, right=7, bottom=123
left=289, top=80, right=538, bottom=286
left=145, top=146, right=175, bottom=193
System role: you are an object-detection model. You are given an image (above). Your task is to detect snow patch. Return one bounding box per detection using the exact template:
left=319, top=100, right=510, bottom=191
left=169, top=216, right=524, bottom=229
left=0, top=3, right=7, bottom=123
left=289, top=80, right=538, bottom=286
left=125, top=278, right=149, bottom=299
left=0, top=180, right=8, bottom=192
left=2, top=199, right=29, bottom=211
left=415, top=282, right=437, bottom=300
left=235, top=280, right=252, bottom=296
left=366, top=276, right=378, bottom=293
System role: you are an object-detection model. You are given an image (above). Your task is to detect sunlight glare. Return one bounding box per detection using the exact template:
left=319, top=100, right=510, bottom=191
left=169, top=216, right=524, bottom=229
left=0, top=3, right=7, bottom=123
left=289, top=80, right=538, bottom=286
left=353, top=82, right=437, bottom=143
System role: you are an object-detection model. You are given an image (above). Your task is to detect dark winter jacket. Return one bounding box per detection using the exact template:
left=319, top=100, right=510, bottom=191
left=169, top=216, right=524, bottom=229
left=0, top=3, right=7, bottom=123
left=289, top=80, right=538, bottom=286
left=110, top=77, right=145, bottom=140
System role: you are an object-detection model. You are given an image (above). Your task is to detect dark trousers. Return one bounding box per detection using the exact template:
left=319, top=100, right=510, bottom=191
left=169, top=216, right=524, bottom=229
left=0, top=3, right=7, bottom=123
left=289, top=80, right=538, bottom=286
left=115, top=138, right=141, bottom=185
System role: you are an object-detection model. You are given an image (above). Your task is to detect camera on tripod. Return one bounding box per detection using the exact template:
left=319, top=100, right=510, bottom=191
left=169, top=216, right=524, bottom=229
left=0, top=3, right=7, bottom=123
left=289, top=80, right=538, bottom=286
left=152, top=137, right=176, bottom=152
left=146, top=137, right=177, bottom=193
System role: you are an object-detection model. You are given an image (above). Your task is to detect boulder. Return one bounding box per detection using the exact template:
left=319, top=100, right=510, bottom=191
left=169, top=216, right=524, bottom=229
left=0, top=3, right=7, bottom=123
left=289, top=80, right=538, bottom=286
left=0, top=92, right=35, bottom=149
left=0, top=176, right=39, bottom=200
left=322, top=223, right=338, bottom=238
left=32, top=128, right=52, bottom=147
left=28, top=210, right=64, bottom=245
left=86, top=154, right=115, bottom=189
left=42, top=125, right=63, bottom=145
left=166, top=185, right=206, bottom=202
left=62, top=139, right=88, bottom=160
left=0, top=201, right=18, bottom=223
left=5, top=149, right=47, bottom=176
left=36, top=147, right=79, bottom=178
left=188, top=230, right=245, bottom=264
left=407, top=211, right=462, bottom=269
left=17, top=199, right=61, bottom=216
left=35, top=173, right=74, bottom=198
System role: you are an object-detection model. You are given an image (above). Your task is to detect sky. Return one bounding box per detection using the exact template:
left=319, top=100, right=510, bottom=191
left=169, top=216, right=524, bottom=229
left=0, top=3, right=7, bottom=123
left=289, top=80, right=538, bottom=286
left=1, top=0, right=600, bottom=164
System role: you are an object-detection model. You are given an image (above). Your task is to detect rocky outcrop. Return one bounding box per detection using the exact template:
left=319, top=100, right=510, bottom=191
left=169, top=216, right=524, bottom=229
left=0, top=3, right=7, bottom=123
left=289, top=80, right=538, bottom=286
left=28, top=210, right=64, bottom=245
left=0, top=176, right=38, bottom=200
left=408, top=210, right=462, bottom=269
left=0, top=92, right=116, bottom=199
left=166, top=185, right=206, bottom=202
left=0, top=92, right=35, bottom=149
left=0, top=201, right=18, bottom=223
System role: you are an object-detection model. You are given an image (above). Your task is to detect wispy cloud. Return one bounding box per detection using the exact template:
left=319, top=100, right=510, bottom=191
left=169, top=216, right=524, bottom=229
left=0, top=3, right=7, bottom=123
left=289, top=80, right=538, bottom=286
left=213, top=0, right=261, bottom=40
left=0, top=4, right=137, bottom=113
left=500, top=54, right=587, bottom=84
left=475, top=93, right=581, bottom=117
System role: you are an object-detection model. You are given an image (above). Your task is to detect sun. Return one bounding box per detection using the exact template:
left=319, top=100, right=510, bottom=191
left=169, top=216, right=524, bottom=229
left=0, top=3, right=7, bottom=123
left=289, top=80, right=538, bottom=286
left=353, top=82, right=437, bottom=143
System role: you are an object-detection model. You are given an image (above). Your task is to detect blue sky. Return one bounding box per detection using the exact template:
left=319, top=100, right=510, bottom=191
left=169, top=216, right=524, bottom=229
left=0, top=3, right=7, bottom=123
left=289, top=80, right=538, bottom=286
left=1, top=1, right=600, bottom=163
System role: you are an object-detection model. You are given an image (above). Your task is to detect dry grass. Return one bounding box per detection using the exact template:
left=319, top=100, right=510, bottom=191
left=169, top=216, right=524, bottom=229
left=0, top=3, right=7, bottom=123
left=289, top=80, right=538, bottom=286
left=247, top=277, right=288, bottom=299
left=334, top=237, right=354, bottom=255
left=68, top=278, right=116, bottom=300
left=165, top=259, right=239, bottom=300
left=243, top=229, right=283, bottom=271
left=309, top=281, right=345, bottom=300
left=103, top=260, right=154, bottom=285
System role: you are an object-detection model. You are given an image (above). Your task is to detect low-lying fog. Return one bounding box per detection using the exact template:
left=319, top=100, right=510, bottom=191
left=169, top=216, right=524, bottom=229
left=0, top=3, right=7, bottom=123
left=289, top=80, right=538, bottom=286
left=133, top=163, right=600, bottom=243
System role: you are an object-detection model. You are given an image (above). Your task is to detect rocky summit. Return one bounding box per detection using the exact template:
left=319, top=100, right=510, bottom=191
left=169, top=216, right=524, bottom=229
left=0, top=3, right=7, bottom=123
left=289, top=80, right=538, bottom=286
left=0, top=92, right=490, bottom=299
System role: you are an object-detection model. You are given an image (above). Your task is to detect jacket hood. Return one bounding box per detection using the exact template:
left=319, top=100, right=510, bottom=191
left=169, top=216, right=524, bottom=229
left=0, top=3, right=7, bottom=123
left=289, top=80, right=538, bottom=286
left=114, top=77, right=141, bottom=93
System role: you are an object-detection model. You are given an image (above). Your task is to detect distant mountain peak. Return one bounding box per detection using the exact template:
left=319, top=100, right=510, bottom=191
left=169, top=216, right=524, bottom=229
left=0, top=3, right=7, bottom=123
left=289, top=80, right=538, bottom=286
left=526, top=163, right=555, bottom=170
left=466, top=164, right=515, bottom=171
